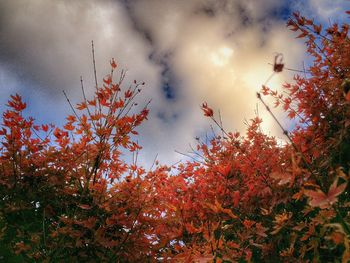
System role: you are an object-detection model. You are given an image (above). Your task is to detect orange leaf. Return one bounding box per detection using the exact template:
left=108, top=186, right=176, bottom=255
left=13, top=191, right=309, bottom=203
left=329, top=232, right=344, bottom=245
left=64, top=123, right=75, bottom=131
left=14, top=241, right=31, bottom=254
left=212, top=199, right=238, bottom=219
left=184, top=223, right=201, bottom=234
left=78, top=204, right=92, bottom=210
left=304, top=189, right=329, bottom=208
left=328, top=178, right=347, bottom=202
left=76, top=102, right=87, bottom=110
left=66, top=115, right=77, bottom=122
left=222, top=207, right=238, bottom=219
left=88, top=99, right=96, bottom=106
left=270, top=172, right=293, bottom=185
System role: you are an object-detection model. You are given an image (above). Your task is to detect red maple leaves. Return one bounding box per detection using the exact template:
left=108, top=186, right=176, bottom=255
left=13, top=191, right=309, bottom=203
left=1, top=10, right=350, bottom=262
left=305, top=178, right=347, bottom=209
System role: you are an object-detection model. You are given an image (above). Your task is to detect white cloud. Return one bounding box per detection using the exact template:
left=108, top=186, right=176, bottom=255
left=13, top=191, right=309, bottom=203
left=291, top=0, right=350, bottom=23
left=0, top=0, right=345, bottom=166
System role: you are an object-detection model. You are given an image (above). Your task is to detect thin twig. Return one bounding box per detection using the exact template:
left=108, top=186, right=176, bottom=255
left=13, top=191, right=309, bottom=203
left=256, top=91, right=320, bottom=186
left=149, top=153, right=158, bottom=170
left=264, top=72, right=275, bottom=86
left=218, top=110, right=225, bottom=138
left=256, top=93, right=294, bottom=146
left=91, top=41, right=102, bottom=117
left=91, top=41, right=99, bottom=92
left=80, top=76, right=97, bottom=131
left=267, top=63, right=311, bottom=74
left=62, top=90, right=80, bottom=121
left=175, top=150, right=207, bottom=165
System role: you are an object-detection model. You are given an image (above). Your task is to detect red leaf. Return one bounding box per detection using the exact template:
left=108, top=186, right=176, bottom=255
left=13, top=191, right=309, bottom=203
left=296, top=31, right=308, bottom=38
left=261, top=85, right=270, bottom=95
left=201, top=102, right=213, bottom=117
left=103, top=75, right=112, bottom=86
left=305, top=178, right=347, bottom=209
left=328, top=178, right=347, bottom=202
left=313, top=24, right=322, bottom=34
left=7, top=94, right=26, bottom=111
left=304, top=190, right=328, bottom=208
left=110, top=58, right=117, bottom=69
left=346, top=91, right=350, bottom=102
left=125, top=90, right=133, bottom=98
left=42, top=124, right=49, bottom=132
left=232, top=191, right=240, bottom=207
left=0, top=128, right=7, bottom=136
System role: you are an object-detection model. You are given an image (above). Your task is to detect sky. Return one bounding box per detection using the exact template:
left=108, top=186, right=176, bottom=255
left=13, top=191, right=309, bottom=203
left=0, top=0, right=349, bottom=167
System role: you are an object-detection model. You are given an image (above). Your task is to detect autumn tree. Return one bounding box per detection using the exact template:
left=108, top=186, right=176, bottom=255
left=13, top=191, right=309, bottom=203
left=0, top=57, right=173, bottom=262
left=0, top=11, right=349, bottom=263
left=161, top=11, right=350, bottom=262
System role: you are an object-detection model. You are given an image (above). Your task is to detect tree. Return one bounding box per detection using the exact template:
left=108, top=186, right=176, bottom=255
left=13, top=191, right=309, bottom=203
left=163, top=11, right=350, bottom=262
left=0, top=59, right=171, bottom=262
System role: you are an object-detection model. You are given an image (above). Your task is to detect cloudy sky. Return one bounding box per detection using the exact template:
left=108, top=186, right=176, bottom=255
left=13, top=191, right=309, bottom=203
left=0, top=0, right=349, bottom=166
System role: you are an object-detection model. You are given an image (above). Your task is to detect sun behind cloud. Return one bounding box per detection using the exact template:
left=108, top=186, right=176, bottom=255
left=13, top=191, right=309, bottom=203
left=0, top=0, right=345, bottom=166
left=210, top=46, right=234, bottom=67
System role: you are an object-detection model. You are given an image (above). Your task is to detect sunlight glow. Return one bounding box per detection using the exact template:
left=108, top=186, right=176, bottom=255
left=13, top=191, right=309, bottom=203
left=210, top=47, right=234, bottom=67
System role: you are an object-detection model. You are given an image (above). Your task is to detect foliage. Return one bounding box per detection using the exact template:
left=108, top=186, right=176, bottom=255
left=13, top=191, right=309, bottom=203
left=0, top=12, right=349, bottom=262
